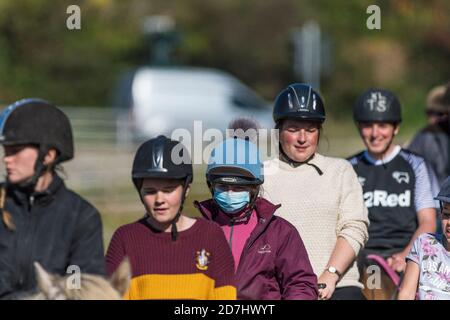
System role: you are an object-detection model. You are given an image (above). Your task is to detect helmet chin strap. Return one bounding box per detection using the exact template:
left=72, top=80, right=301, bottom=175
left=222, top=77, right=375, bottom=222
left=170, top=179, right=190, bottom=241
left=2, top=146, right=50, bottom=230
left=279, top=146, right=323, bottom=175
left=14, top=146, right=49, bottom=193
left=210, top=183, right=260, bottom=224
left=226, top=207, right=253, bottom=226
left=142, top=178, right=189, bottom=241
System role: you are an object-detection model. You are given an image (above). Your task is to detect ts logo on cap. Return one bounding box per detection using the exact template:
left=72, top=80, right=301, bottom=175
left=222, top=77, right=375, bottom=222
left=367, top=92, right=387, bottom=112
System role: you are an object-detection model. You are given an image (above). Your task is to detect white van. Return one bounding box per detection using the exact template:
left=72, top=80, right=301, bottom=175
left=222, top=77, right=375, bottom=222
left=114, top=67, right=273, bottom=142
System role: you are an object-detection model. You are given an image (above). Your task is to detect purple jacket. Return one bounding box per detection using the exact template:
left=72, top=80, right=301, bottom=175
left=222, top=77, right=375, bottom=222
left=194, top=197, right=318, bottom=300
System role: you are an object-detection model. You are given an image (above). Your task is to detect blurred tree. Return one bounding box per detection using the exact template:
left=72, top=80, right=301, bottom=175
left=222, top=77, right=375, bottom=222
left=0, top=0, right=447, bottom=126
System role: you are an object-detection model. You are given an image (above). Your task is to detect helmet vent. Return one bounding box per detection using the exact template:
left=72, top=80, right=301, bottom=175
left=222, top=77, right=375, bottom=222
left=150, top=136, right=168, bottom=172
left=300, top=96, right=306, bottom=109
left=288, top=93, right=294, bottom=109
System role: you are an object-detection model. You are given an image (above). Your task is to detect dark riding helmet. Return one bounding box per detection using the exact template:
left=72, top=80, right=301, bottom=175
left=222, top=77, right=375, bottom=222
left=435, top=176, right=450, bottom=204
left=132, top=135, right=193, bottom=191
left=426, top=83, right=450, bottom=114
left=0, top=99, right=74, bottom=228
left=0, top=98, right=74, bottom=163
left=132, top=135, right=193, bottom=241
left=354, top=88, right=402, bottom=124
left=273, top=83, right=326, bottom=124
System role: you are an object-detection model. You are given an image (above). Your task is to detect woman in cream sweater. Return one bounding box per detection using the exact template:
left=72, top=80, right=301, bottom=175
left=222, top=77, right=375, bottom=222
left=261, top=83, right=369, bottom=300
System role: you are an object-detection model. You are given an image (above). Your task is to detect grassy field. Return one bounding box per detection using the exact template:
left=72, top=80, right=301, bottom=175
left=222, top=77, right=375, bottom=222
left=56, top=117, right=423, bottom=250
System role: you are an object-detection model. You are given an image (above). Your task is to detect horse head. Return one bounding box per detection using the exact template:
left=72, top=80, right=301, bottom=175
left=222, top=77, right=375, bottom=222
left=31, top=258, right=131, bottom=300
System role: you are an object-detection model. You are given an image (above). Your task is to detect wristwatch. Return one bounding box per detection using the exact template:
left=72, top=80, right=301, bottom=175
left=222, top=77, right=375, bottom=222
left=326, top=266, right=342, bottom=278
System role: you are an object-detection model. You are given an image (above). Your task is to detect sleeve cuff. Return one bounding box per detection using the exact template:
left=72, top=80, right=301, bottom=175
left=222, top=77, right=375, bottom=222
left=339, top=234, right=362, bottom=256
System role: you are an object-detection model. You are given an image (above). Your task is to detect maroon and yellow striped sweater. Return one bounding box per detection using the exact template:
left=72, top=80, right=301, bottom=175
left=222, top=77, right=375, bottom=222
left=106, top=217, right=236, bottom=300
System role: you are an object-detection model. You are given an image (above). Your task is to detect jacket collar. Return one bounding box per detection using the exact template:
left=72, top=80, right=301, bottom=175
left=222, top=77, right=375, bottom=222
left=9, top=174, right=64, bottom=206
left=194, top=197, right=281, bottom=249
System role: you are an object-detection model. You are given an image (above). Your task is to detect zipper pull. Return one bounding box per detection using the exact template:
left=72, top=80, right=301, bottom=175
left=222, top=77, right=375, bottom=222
left=29, top=195, right=35, bottom=207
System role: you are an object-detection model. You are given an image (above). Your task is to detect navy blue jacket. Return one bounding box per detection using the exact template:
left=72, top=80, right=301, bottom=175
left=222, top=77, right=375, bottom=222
left=0, top=174, right=105, bottom=299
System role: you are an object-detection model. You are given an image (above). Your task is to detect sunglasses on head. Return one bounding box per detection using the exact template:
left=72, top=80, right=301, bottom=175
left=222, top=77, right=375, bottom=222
left=426, top=110, right=446, bottom=117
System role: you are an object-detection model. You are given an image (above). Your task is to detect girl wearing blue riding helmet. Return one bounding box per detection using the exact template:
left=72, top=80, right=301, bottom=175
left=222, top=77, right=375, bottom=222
left=195, top=136, right=318, bottom=300
left=399, top=176, right=450, bottom=300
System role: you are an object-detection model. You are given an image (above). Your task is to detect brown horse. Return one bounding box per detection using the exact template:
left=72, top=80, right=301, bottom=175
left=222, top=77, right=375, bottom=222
left=28, top=259, right=131, bottom=300
left=360, top=254, right=401, bottom=300
left=361, top=269, right=399, bottom=300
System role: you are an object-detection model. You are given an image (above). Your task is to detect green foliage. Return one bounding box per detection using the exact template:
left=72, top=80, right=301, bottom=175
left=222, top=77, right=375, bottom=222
left=0, top=0, right=448, bottom=128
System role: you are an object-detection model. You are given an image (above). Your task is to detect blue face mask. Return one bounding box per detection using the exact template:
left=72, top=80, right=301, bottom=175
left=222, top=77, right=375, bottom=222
left=213, top=189, right=250, bottom=214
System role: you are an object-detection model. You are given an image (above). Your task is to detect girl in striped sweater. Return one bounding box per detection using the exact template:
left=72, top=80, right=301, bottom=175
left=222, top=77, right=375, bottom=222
left=106, top=136, right=236, bottom=300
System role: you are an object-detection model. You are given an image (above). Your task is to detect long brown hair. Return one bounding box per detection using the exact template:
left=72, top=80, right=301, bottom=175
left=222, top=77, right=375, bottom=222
left=0, top=187, right=15, bottom=231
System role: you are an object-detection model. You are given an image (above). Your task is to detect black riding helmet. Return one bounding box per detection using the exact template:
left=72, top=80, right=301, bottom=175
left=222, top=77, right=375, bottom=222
left=0, top=98, right=74, bottom=231
left=132, top=135, right=193, bottom=241
left=435, top=176, right=450, bottom=205
left=0, top=98, right=74, bottom=187
left=272, top=83, right=325, bottom=174
left=354, top=88, right=402, bottom=124
left=273, top=83, right=326, bottom=124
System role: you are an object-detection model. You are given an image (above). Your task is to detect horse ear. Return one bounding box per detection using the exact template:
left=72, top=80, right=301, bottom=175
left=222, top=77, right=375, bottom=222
left=110, top=257, right=131, bottom=297
left=34, top=262, right=60, bottom=299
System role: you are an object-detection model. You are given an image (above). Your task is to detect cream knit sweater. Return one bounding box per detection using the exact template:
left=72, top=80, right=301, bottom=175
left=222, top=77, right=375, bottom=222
left=262, top=153, right=369, bottom=289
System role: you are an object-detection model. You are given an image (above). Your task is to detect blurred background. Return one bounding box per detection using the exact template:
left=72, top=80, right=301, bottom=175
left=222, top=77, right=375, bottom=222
left=0, top=0, right=448, bottom=247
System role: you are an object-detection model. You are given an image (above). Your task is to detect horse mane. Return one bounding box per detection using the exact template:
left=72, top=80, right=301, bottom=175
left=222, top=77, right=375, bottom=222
left=28, top=259, right=131, bottom=300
